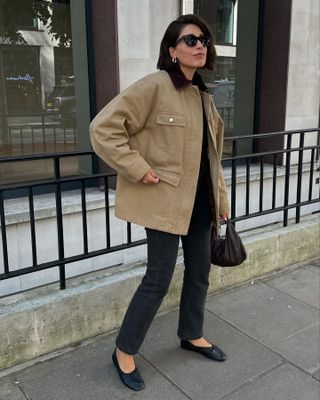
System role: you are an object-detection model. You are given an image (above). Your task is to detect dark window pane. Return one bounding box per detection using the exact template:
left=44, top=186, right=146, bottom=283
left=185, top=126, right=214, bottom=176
left=216, top=0, right=235, bottom=45
left=0, top=0, right=89, bottom=184
left=196, top=0, right=260, bottom=158
left=194, top=0, right=236, bottom=45
left=195, top=0, right=238, bottom=156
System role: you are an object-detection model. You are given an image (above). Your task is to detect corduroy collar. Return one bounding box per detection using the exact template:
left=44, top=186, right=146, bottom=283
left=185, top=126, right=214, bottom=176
left=166, top=68, right=208, bottom=92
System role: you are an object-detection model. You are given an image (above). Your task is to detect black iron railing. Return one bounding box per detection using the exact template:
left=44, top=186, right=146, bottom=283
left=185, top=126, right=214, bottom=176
left=0, top=128, right=319, bottom=291
left=224, top=128, right=319, bottom=227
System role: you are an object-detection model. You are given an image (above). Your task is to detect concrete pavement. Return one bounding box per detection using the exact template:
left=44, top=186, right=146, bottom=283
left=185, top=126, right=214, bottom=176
left=0, top=258, right=319, bottom=400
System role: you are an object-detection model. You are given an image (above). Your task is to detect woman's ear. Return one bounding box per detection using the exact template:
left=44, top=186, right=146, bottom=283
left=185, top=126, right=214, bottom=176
left=169, top=46, right=176, bottom=59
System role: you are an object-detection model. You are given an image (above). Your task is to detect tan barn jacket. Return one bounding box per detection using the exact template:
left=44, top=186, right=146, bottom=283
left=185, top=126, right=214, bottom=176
left=90, top=69, right=230, bottom=235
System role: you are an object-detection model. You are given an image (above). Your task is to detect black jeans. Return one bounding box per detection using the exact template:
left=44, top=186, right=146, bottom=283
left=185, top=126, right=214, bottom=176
left=116, top=169, right=212, bottom=354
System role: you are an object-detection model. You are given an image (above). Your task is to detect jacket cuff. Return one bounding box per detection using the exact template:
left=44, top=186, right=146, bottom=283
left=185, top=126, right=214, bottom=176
left=219, top=198, right=230, bottom=216
left=120, top=157, right=151, bottom=183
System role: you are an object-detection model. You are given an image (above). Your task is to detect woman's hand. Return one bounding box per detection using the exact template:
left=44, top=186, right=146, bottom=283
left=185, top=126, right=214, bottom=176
left=219, top=213, right=229, bottom=222
left=141, top=169, right=160, bottom=184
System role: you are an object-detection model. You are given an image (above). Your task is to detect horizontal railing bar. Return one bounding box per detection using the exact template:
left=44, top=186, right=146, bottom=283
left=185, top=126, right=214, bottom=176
left=0, top=172, right=117, bottom=191
left=1, top=144, right=318, bottom=167
left=224, top=127, right=320, bottom=141
left=1, top=128, right=319, bottom=164
left=229, top=198, right=319, bottom=223
left=0, top=238, right=147, bottom=281
left=0, top=150, right=93, bottom=163
left=0, top=112, right=75, bottom=117
left=2, top=123, right=318, bottom=139
left=223, top=145, right=319, bottom=162
left=1, top=148, right=317, bottom=191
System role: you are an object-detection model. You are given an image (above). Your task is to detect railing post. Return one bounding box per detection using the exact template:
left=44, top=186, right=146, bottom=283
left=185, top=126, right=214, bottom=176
left=272, top=153, right=277, bottom=209
left=308, top=148, right=315, bottom=202
left=295, top=132, right=305, bottom=223
left=127, top=222, right=132, bottom=244
left=80, top=180, right=88, bottom=254
left=259, top=155, right=264, bottom=212
left=54, top=157, right=66, bottom=289
left=283, top=133, right=292, bottom=227
left=231, top=139, right=237, bottom=226
left=104, top=176, right=111, bottom=248
left=245, top=157, right=250, bottom=215
left=0, top=191, right=9, bottom=274
left=28, top=187, right=38, bottom=267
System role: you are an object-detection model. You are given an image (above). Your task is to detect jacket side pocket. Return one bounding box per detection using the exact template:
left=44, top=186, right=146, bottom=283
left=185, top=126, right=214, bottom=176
left=153, top=169, right=182, bottom=187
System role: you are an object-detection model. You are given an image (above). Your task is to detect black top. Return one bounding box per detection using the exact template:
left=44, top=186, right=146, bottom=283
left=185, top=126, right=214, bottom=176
left=166, top=67, right=209, bottom=179
left=201, top=100, right=209, bottom=167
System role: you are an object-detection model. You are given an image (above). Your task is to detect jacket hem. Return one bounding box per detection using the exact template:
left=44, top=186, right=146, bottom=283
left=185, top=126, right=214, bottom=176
left=115, top=211, right=189, bottom=236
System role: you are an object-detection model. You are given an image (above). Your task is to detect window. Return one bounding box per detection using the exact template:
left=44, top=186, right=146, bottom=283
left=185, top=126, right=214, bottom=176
left=194, top=0, right=237, bottom=46
left=216, top=0, right=236, bottom=45
left=195, top=0, right=260, bottom=156
left=0, top=0, right=91, bottom=184
left=194, top=1, right=237, bottom=154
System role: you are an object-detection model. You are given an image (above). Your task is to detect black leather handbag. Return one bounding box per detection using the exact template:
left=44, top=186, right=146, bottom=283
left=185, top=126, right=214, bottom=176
left=211, top=219, right=247, bottom=267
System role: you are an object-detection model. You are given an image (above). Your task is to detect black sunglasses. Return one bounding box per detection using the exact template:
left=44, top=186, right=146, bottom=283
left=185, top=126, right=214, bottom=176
left=176, top=34, right=211, bottom=47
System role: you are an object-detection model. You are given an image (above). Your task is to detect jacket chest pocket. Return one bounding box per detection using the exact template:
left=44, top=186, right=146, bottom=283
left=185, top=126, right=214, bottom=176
left=156, top=113, right=187, bottom=127
left=154, top=113, right=187, bottom=151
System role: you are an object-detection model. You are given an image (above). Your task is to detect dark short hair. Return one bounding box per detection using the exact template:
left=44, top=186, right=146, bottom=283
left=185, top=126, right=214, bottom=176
left=157, top=14, right=216, bottom=72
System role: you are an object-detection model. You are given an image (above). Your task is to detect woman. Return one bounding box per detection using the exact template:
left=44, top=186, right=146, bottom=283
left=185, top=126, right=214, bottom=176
left=90, top=14, right=230, bottom=391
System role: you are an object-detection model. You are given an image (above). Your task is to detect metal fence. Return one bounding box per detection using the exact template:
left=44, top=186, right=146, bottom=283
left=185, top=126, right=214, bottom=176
left=224, top=128, right=319, bottom=226
left=0, top=128, right=319, bottom=291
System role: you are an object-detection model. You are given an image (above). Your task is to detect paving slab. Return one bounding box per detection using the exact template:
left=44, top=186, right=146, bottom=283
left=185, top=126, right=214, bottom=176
left=0, top=259, right=319, bottom=400
left=140, top=310, right=282, bottom=400
left=270, top=322, right=320, bottom=373
left=12, top=334, right=188, bottom=400
left=223, top=363, right=320, bottom=400
left=0, top=380, right=27, bottom=400
left=265, top=264, right=320, bottom=309
left=206, top=282, right=318, bottom=345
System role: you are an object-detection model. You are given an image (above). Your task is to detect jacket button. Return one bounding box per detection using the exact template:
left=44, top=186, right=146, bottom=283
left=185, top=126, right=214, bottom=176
left=169, top=117, right=174, bottom=123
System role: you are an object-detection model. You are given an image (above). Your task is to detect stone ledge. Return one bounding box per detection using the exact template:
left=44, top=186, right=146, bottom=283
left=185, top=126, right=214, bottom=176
left=2, top=188, right=116, bottom=226
left=0, top=215, right=319, bottom=371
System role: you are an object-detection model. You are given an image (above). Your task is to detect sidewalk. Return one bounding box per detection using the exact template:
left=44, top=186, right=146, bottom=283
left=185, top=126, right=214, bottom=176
left=1, top=258, right=319, bottom=400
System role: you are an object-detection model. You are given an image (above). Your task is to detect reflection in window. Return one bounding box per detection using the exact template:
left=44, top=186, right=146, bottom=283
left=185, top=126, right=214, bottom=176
left=195, top=0, right=237, bottom=155
left=3, top=46, right=42, bottom=114
left=216, top=0, right=236, bottom=45
left=215, top=56, right=235, bottom=81
left=194, top=0, right=237, bottom=45
left=202, top=57, right=235, bottom=141
left=0, top=0, right=79, bottom=183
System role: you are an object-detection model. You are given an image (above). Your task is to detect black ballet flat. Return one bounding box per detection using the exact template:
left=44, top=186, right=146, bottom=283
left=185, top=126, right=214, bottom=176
left=112, top=350, right=145, bottom=391
left=180, top=339, right=227, bottom=362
